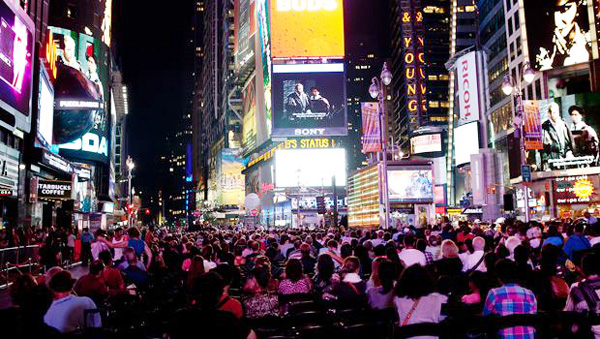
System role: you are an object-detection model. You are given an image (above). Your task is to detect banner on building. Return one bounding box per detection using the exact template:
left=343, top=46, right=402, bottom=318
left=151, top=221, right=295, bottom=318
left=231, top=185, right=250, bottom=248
left=456, top=52, right=481, bottom=125
left=522, top=100, right=544, bottom=150
left=471, top=153, right=486, bottom=206
left=361, top=102, right=381, bottom=153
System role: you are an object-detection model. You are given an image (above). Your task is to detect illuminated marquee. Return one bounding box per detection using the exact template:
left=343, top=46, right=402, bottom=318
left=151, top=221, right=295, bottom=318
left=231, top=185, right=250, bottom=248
left=243, top=138, right=338, bottom=170
left=401, top=0, right=427, bottom=131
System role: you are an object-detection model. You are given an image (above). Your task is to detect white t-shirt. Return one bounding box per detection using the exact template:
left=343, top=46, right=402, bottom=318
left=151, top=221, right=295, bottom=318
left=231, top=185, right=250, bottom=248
left=398, top=248, right=427, bottom=267
left=462, top=250, right=486, bottom=272
left=112, top=237, right=124, bottom=261
left=67, top=234, right=76, bottom=248
left=394, top=293, right=448, bottom=339
left=590, top=236, right=600, bottom=247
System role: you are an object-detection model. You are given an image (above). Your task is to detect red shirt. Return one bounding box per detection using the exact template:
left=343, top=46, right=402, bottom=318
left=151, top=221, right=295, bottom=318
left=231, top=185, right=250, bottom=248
left=218, top=293, right=243, bottom=319
left=74, top=274, right=107, bottom=301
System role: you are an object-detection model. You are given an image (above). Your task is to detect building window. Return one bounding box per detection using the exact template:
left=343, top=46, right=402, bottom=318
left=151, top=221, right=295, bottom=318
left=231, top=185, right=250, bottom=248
left=508, top=17, right=513, bottom=36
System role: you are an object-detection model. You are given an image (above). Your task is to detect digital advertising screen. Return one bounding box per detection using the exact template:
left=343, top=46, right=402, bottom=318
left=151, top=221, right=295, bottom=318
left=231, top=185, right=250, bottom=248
left=554, top=174, right=600, bottom=204
left=272, top=63, right=347, bottom=137
left=0, top=0, right=34, bottom=132
left=218, top=149, right=246, bottom=206
left=454, top=122, right=480, bottom=166
left=49, top=0, right=112, bottom=47
left=275, top=148, right=346, bottom=187
left=387, top=168, right=434, bottom=203
left=36, top=66, right=55, bottom=151
left=524, top=0, right=595, bottom=71
left=49, top=27, right=110, bottom=163
left=270, top=0, right=345, bottom=59
left=525, top=91, right=600, bottom=172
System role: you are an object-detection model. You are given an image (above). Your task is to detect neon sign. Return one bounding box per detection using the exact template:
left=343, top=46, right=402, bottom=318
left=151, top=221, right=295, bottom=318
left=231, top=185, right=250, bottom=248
left=401, top=0, right=427, bottom=131
left=44, top=30, right=58, bottom=79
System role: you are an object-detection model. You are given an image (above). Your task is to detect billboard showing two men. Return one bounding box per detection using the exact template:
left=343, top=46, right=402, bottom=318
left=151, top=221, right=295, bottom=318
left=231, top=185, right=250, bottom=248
left=524, top=91, right=600, bottom=171
left=271, top=63, right=347, bottom=137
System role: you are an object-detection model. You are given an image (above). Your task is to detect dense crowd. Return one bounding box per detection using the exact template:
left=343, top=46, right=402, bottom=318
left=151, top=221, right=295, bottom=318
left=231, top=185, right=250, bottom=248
left=2, top=217, right=600, bottom=338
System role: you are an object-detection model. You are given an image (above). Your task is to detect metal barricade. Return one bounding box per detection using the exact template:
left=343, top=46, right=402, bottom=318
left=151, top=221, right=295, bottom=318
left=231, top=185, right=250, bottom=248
left=0, top=245, right=41, bottom=289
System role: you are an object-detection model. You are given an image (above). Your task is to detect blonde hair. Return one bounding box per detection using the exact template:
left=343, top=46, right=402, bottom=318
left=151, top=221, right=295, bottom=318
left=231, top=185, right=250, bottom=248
left=441, top=239, right=459, bottom=259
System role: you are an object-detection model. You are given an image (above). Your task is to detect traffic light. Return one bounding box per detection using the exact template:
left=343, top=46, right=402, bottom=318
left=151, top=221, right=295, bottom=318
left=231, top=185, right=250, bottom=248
left=144, top=208, right=150, bottom=215
left=316, top=196, right=326, bottom=214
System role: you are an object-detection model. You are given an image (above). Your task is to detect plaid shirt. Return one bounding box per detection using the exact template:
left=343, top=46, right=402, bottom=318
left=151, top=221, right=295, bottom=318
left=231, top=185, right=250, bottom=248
left=483, top=283, right=537, bottom=339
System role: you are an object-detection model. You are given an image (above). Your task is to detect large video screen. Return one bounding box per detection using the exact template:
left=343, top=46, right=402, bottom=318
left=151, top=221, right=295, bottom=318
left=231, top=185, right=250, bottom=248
left=525, top=92, right=600, bottom=172
left=48, top=0, right=112, bottom=46
left=49, top=27, right=110, bottom=163
left=270, top=0, right=345, bottom=59
left=524, top=0, right=594, bottom=70
left=36, top=66, right=55, bottom=151
left=387, top=168, right=434, bottom=203
left=219, top=149, right=246, bottom=206
left=454, top=122, right=480, bottom=166
left=272, top=63, right=347, bottom=137
left=275, top=148, right=346, bottom=187
left=0, top=0, right=34, bottom=131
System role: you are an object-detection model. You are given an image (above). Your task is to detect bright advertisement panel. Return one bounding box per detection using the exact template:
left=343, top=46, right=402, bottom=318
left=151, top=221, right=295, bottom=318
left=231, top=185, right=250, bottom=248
left=242, top=75, right=257, bottom=150
left=36, top=66, right=55, bottom=150
left=218, top=149, right=246, bottom=206
left=523, top=100, right=544, bottom=150
left=387, top=168, right=434, bottom=203
left=255, top=0, right=272, bottom=143
left=454, top=122, right=479, bottom=166
left=526, top=92, right=600, bottom=171
left=361, top=102, right=381, bottom=153
left=554, top=174, right=600, bottom=204
left=456, top=51, right=480, bottom=124
left=49, top=0, right=113, bottom=46
left=275, top=148, right=346, bottom=187
left=0, top=0, right=34, bottom=132
left=49, top=27, right=110, bottom=163
left=411, top=133, right=442, bottom=154
left=272, top=63, right=347, bottom=137
left=524, top=0, right=595, bottom=71
left=234, top=0, right=256, bottom=71
left=270, top=0, right=345, bottom=59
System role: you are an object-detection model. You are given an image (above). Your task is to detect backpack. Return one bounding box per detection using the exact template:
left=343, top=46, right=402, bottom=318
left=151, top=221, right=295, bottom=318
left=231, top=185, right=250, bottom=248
left=574, top=277, right=600, bottom=312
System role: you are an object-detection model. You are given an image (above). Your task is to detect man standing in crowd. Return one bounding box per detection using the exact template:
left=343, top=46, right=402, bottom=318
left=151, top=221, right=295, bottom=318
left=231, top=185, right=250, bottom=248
left=80, top=228, right=93, bottom=266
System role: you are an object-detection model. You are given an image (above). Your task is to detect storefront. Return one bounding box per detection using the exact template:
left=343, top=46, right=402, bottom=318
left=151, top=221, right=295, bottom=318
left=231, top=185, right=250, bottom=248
left=0, top=144, right=21, bottom=229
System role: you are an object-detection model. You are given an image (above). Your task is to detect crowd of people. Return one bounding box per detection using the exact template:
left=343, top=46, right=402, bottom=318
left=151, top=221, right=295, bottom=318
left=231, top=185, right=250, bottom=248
left=1, top=217, right=600, bottom=338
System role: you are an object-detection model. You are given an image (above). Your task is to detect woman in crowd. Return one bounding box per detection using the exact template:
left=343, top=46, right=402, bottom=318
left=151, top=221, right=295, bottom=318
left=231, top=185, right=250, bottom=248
left=367, top=260, right=397, bottom=310
left=279, top=258, right=312, bottom=295
left=242, top=264, right=279, bottom=319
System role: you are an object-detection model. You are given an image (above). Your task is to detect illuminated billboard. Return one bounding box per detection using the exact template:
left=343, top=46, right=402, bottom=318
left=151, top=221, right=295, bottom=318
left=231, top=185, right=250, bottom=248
left=554, top=174, right=600, bottom=204
left=253, top=0, right=272, bottom=145
left=49, top=27, right=110, bottom=163
left=270, top=0, right=345, bottom=59
left=524, top=92, right=600, bottom=172
left=218, top=149, right=246, bottom=206
left=387, top=168, right=434, bottom=203
left=49, top=0, right=113, bottom=46
left=275, top=148, right=346, bottom=187
left=524, top=0, right=595, bottom=71
left=36, top=66, right=55, bottom=151
left=411, top=133, right=442, bottom=155
left=272, top=63, right=347, bottom=137
left=0, top=0, right=34, bottom=133
left=454, top=122, right=480, bottom=166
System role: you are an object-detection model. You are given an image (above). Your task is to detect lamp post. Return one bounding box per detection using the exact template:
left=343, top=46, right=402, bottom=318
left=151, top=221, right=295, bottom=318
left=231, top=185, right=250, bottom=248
left=126, top=156, right=135, bottom=225
left=502, top=62, right=535, bottom=222
left=369, top=62, right=392, bottom=229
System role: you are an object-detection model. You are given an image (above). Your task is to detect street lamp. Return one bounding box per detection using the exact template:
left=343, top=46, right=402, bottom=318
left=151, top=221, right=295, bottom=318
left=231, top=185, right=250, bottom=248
left=502, top=62, right=535, bottom=222
left=369, top=62, right=392, bottom=229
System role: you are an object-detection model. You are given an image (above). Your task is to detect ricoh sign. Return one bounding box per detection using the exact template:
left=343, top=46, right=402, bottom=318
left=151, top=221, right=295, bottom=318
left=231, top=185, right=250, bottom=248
left=456, top=51, right=485, bottom=125
left=275, top=0, right=338, bottom=11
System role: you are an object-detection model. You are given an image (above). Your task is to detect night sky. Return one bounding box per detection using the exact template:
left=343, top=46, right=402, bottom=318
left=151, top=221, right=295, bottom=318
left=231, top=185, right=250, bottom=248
left=113, top=0, right=194, bottom=195
left=113, top=0, right=387, bottom=196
